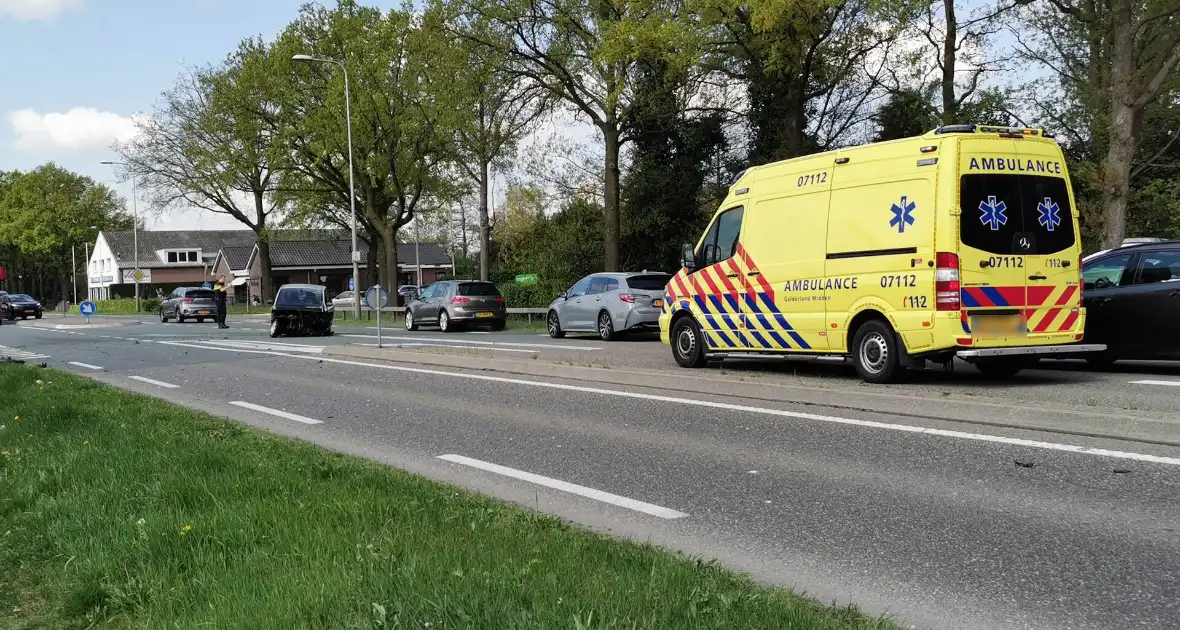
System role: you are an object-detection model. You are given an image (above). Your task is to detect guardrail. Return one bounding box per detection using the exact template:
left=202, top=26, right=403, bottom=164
left=337, top=306, right=548, bottom=323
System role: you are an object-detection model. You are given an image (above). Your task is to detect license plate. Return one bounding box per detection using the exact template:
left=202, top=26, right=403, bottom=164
left=198, top=310, right=210, bottom=315
left=971, top=313, right=1026, bottom=336
left=475, top=312, right=494, bottom=318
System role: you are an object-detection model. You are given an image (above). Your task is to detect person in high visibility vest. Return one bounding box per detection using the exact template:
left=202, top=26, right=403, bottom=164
left=213, top=275, right=228, bottom=329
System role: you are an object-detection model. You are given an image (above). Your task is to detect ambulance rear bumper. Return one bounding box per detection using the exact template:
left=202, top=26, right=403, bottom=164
left=956, top=343, right=1106, bottom=358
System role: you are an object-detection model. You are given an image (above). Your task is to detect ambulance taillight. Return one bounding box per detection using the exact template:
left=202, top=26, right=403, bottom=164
left=935, top=252, right=961, bottom=311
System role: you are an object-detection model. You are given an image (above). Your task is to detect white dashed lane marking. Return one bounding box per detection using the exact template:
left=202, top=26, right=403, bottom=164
left=229, top=401, right=323, bottom=425
left=128, top=376, right=180, bottom=389
left=0, top=345, right=50, bottom=361
left=1131, top=380, right=1180, bottom=388
left=437, top=454, right=688, bottom=519
left=68, top=362, right=104, bottom=370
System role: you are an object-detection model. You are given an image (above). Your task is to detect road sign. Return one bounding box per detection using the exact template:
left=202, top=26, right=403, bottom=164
left=202, top=281, right=212, bottom=289
left=349, top=277, right=355, bottom=291
left=122, top=268, right=151, bottom=283
left=79, top=300, right=97, bottom=321
left=515, top=273, right=538, bottom=285
left=364, top=285, right=389, bottom=309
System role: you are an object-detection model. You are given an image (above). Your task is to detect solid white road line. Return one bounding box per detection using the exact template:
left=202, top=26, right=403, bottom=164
left=154, top=340, right=1180, bottom=467
left=437, top=454, right=688, bottom=519
left=344, top=333, right=599, bottom=351
left=358, top=342, right=536, bottom=354
left=128, top=375, right=180, bottom=389
left=1130, top=380, right=1180, bottom=387
left=67, top=361, right=104, bottom=370
left=229, top=401, right=322, bottom=425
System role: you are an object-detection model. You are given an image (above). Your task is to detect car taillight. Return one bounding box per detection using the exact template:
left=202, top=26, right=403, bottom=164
left=183, top=297, right=194, bottom=302
left=451, top=296, right=470, bottom=304
left=935, top=251, right=960, bottom=311
left=619, top=293, right=635, bottom=303
left=493, top=296, right=504, bottom=303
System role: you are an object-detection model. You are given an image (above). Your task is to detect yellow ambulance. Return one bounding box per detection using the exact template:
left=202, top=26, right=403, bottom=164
left=659, top=124, right=1105, bottom=383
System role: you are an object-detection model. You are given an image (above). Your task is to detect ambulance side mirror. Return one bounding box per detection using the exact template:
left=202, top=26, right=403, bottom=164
left=680, top=243, right=697, bottom=270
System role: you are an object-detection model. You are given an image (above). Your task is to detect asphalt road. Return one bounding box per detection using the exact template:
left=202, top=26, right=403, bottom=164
left=3, top=316, right=1180, bottom=629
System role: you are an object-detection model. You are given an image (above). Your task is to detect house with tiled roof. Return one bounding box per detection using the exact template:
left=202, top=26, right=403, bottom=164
left=87, top=229, right=454, bottom=302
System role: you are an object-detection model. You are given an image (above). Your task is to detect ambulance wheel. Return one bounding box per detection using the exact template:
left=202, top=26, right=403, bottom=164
left=671, top=317, right=706, bottom=368
left=852, top=319, right=902, bottom=384
left=974, top=357, right=1024, bottom=379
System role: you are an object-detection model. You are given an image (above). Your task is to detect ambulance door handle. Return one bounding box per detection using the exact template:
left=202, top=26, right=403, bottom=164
left=1089, top=297, right=1110, bottom=305
left=725, top=273, right=739, bottom=278
left=746, top=271, right=761, bottom=277
left=1028, top=274, right=1047, bottom=281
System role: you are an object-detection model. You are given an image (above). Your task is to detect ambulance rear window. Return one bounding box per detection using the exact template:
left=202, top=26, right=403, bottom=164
left=959, top=174, right=1075, bottom=255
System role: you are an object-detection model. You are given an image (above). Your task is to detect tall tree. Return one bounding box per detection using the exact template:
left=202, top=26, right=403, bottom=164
left=272, top=1, right=454, bottom=289
left=1025, top=0, right=1180, bottom=247
left=0, top=164, right=131, bottom=300
left=118, top=38, right=286, bottom=299
left=463, top=0, right=696, bottom=271
left=425, top=1, right=547, bottom=281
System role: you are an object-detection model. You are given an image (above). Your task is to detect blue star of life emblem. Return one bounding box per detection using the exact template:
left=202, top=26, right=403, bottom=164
left=889, top=196, right=915, bottom=233
left=1037, top=197, right=1061, bottom=232
left=979, top=195, right=1008, bottom=231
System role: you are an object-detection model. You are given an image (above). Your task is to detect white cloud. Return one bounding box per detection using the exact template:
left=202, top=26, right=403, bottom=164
left=8, top=107, right=138, bottom=152
left=0, top=0, right=82, bottom=21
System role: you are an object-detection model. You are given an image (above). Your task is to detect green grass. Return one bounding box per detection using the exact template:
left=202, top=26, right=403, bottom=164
left=0, top=363, right=896, bottom=630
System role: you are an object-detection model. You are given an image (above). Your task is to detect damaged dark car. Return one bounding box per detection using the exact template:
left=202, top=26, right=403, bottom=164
left=270, top=284, right=334, bottom=338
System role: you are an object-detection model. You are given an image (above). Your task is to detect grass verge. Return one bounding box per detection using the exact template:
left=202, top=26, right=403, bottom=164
left=0, top=363, right=896, bottom=629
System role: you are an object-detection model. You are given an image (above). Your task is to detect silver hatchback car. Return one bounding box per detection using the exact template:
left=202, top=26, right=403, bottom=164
left=547, top=272, right=671, bottom=340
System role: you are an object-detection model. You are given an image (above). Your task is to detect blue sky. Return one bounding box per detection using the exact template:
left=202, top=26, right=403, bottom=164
left=0, top=0, right=394, bottom=230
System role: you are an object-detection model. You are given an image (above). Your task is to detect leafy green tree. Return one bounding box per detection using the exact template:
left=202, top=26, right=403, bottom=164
left=271, top=1, right=455, bottom=289
left=424, top=0, right=548, bottom=281
left=622, top=55, right=726, bottom=272
left=463, top=0, right=698, bottom=272
left=118, top=37, right=286, bottom=299
left=0, top=164, right=131, bottom=299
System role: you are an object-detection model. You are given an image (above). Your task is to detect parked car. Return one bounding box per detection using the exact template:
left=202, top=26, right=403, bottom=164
left=1074, top=240, right=1180, bottom=365
left=0, top=292, right=8, bottom=325
left=404, top=280, right=505, bottom=332
left=547, top=272, right=671, bottom=341
left=270, top=284, right=334, bottom=337
left=331, top=290, right=359, bottom=310
left=397, top=285, right=420, bottom=306
left=160, top=287, right=217, bottom=323
left=3, top=293, right=42, bottom=320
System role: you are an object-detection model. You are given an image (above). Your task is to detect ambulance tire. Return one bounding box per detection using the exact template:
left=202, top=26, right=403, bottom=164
left=671, top=317, right=706, bottom=368
left=852, top=319, right=902, bottom=384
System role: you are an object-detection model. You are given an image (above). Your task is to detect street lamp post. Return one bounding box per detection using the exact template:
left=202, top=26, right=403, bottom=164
left=100, top=160, right=139, bottom=312
left=292, top=53, right=362, bottom=320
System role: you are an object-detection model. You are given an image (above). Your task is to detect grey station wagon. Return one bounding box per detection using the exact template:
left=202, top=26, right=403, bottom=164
left=547, top=272, right=670, bottom=341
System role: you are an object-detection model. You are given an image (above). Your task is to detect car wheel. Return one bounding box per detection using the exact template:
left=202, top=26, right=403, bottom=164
left=177, top=313, right=186, bottom=324
left=439, top=310, right=452, bottom=332
left=974, top=357, right=1025, bottom=379
left=671, top=316, right=706, bottom=368
left=405, top=309, right=418, bottom=331
left=269, top=319, right=283, bottom=338
left=160, top=308, right=168, bottom=323
left=852, top=319, right=902, bottom=384
left=547, top=311, right=565, bottom=338
left=34, top=313, right=42, bottom=320
left=597, top=311, right=615, bottom=341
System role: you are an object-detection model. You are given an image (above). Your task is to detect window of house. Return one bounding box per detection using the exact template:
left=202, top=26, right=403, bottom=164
left=167, top=250, right=198, bottom=263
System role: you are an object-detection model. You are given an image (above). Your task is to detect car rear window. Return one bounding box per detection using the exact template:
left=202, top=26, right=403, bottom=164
left=959, top=174, right=1075, bottom=255
left=457, top=282, right=500, bottom=296
left=275, top=288, right=323, bottom=308
left=625, top=274, right=671, bottom=291
left=186, top=290, right=214, bottom=299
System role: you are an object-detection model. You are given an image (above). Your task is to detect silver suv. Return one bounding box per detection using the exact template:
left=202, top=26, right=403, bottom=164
left=547, top=272, right=670, bottom=340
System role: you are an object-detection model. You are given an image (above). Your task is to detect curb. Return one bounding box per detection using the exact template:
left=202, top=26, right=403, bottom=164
left=323, top=344, right=1180, bottom=448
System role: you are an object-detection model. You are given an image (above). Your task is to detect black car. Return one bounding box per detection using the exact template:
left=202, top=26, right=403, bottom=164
left=1078, top=240, right=1180, bottom=365
left=3, top=293, right=42, bottom=320
left=270, top=284, right=334, bottom=337
left=160, top=287, right=217, bottom=323
left=404, top=280, right=506, bottom=332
